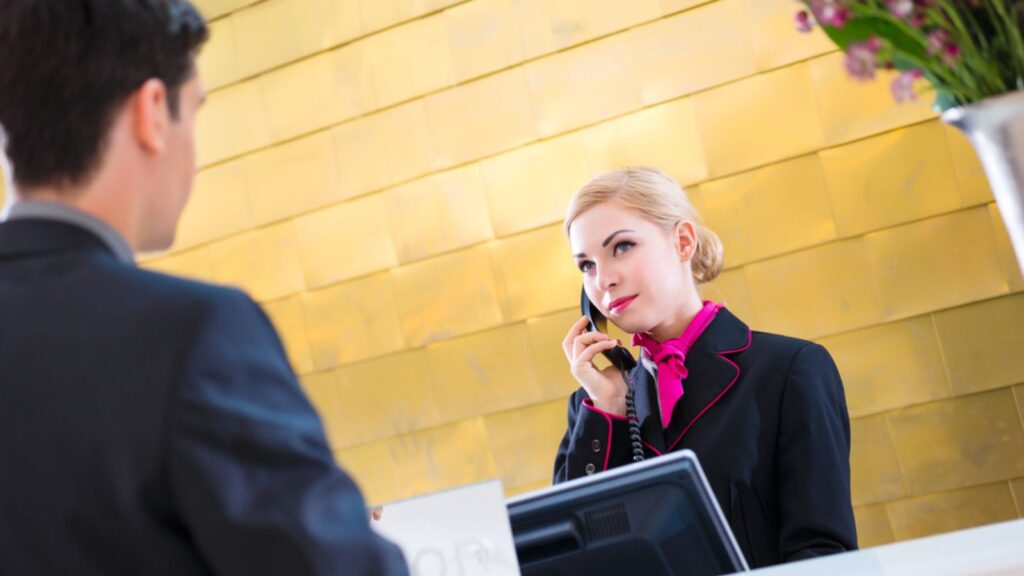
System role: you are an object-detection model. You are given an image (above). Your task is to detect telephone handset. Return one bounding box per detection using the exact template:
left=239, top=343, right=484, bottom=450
left=580, top=288, right=636, bottom=372
left=580, top=287, right=645, bottom=463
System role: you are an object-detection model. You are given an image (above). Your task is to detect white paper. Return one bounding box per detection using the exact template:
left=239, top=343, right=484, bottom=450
left=371, top=480, right=521, bottom=576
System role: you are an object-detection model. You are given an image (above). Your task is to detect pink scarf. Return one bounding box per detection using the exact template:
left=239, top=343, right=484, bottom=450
left=632, top=301, right=723, bottom=429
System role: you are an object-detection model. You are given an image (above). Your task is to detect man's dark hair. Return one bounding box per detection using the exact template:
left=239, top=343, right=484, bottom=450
left=0, top=0, right=208, bottom=191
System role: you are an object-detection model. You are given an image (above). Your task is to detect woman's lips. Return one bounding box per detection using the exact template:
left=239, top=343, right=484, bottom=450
left=607, top=295, right=638, bottom=315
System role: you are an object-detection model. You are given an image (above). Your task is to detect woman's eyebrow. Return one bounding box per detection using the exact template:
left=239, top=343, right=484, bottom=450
left=602, top=229, right=635, bottom=247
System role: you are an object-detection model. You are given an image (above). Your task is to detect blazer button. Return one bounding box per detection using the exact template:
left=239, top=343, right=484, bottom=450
left=591, top=439, right=601, bottom=452
left=585, top=463, right=596, bottom=475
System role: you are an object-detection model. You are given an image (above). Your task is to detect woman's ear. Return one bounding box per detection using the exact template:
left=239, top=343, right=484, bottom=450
left=675, top=221, right=698, bottom=262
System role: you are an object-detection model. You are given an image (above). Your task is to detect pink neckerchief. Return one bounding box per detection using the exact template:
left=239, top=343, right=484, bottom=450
left=632, top=301, right=723, bottom=429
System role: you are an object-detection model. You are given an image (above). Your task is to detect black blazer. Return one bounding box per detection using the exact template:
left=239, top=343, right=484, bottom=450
left=0, top=219, right=407, bottom=576
left=553, top=307, right=857, bottom=568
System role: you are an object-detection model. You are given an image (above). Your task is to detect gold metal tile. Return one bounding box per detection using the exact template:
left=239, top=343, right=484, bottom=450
left=194, top=0, right=257, bottom=20
left=242, top=132, right=342, bottom=226
left=324, top=0, right=362, bottom=46
left=232, top=0, right=333, bottom=79
left=361, top=15, right=454, bottom=108
left=389, top=418, right=498, bottom=499
left=209, top=222, right=306, bottom=302
left=809, top=52, right=937, bottom=146
left=300, top=272, right=406, bottom=369
left=142, top=247, right=218, bottom=285
left=889, top=389, right=1024, bottom=495
left=390, top=245, right=504, bottom=346
left=197, top=17, right=241, bottom=90
left=887, top=482, right=1018, bottom=541
left=484, top=400, right=566, bottom=490
left=332, top=350, right=443, bottom=447
left=426, top=323, right=544, bottom=423
left=744, top=0, right=835, bottom=71
left=258, top=46, right=371, bottom=143
left=932, top=294, right=1024, bottom=396
left=853, top=504, right=895, bottom=549
left=629, top=0, right=756, bottom=105
left=1012, top=477, right=1024, bottom=517
left=659, top=0, right=715, bottom=14
left=818, top=316, right=950, bottom=418
left=820, top=121, right=962, bottom=237
left=298, top=370, right=345, bottom=448
left=582, top=98, right=708, bottom=187
left=444, top=0, right=524, bottom=82
left=525, top=34, right=643, bottom=138
left=511, top=0, right=660, bottom=58
left=864, top=207, right=1008, bottom=320
left=525, top=309, right=582, bottom=401
left=386, top=165, right=495, bottom=264
left=375, top=99, right=436, bottom=186
left=425, top=68, right=538, bottom=169
left=330, top=116, right=394, bottom=201
left=173, top=160, right=253, bottom=251
left=945, top=125, right=994, bottom=206
left=294, top=193, right=398, bottom=289
left=334, top=438, right=398, bottom=505
left=850, top=415, right=907, bottom=506
left=694, top=154, right=836, bottom=265
left=196, top=80, right=271, bottom=167
left=693, top=63, right=825, bottom=178
left=744, top=239, right=883, bottom=339
left=262, top=295, right=315, bottom=375
left=698, top=268, right=758, bottom=327
left=490, top=225, right=578, bottom=322
left=573, top=0, right=661, bottom=41
left=989, top=203, right=1024, bottom=293
left=481, top=132, right=590, bottom=238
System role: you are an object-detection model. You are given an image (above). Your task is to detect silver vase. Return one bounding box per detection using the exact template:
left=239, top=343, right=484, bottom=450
left=943, top=90, right=1024, bottom=275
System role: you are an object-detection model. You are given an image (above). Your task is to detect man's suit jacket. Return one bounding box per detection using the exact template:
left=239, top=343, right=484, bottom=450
left=0, top=218, right=407, bottom=575
left=553, top=307, right=858, bottom=569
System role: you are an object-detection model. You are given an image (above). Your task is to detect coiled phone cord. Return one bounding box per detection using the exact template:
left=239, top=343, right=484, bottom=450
left=623, top=371, right=645, bottom=463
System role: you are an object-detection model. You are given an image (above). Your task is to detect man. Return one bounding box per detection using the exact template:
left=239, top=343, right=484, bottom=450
left=0, top=1, right=406, bottom=574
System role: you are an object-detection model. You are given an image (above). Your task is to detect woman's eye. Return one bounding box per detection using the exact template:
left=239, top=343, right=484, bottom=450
left=578, top=261, right=594, bottom=273
left=613, top=241, right=635, bottom=255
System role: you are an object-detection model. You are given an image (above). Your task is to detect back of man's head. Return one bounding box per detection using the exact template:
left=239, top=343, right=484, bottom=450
left=0, top=0, right=208, bottom=193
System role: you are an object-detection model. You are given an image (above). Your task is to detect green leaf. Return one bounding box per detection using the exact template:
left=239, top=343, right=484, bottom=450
left=821, top=15, right=929, bottom=62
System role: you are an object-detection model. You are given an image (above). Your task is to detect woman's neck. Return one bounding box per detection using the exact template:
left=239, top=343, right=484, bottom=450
left=647, top=294, right=705, bottom=343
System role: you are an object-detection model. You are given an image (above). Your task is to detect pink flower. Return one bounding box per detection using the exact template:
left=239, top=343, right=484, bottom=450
left=890, top=69, right=924, bottom=103
left=943, top=43, right=961, bottom=66
left=795, top=10, right=814, bottom=33
left=886, top=0, right=914, bottom=18
left=811, top=0, right=852, bottom=28
left=927, top=29, right=949, bottom=54
left=845, top=38, right=882, bottom=81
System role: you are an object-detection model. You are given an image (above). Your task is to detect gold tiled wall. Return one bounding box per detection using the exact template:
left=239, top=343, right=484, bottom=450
left=143, top=0, right=1024, bottom=546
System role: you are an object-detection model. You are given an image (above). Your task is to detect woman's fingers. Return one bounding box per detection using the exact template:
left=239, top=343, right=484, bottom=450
left=574, top=339, right=619, bottom=370
left=562, top=316, right=591, bottom=360
left=572, top=330, right=611, bottom=360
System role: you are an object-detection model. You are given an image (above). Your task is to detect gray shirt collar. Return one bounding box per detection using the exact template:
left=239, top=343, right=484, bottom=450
left=5, top=200, right=135, bottom=264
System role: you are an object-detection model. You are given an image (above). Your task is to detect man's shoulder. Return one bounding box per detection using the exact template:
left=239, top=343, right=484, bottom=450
left=106, top=262, right=256, bottom=322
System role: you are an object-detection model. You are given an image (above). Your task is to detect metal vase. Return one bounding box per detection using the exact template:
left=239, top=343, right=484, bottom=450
left=943, top=90, right=1024, bottom=275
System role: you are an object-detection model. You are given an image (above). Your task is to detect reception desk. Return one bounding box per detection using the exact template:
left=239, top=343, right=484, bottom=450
left=746, top=519, right=1024, bottom=575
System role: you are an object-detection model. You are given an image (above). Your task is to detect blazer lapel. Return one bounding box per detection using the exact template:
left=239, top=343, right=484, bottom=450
left=663, top=307, right=752, bottom=452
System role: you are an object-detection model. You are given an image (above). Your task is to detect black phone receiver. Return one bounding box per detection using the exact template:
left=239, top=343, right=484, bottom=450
left=581, top=287, right=637, bottom=372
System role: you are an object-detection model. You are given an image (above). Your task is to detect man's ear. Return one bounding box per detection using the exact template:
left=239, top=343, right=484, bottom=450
left=132, top=78, right=170, bottom=155
left=675, top=220, right=698, bottom=261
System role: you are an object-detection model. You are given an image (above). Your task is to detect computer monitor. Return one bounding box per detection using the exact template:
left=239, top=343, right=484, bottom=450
left=506, top=450, right=748, bottom=576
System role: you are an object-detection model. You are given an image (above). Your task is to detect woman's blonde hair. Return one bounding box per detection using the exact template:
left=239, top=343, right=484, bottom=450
left=564, top=167, right=724, bottom=284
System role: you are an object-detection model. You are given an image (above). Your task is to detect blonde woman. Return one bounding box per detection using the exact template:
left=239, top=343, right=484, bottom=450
left=555, top=167, right=857, bottom=568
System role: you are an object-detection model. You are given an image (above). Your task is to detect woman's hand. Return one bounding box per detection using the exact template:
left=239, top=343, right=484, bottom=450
left=562, top=316, right=629, bottom=417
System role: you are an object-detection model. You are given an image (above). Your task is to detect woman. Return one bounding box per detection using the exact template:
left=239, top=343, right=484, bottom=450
left=554, top=167, right=857, bottom=568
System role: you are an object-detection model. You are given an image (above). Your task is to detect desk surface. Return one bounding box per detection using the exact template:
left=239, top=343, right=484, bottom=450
left=746, top=518, right=1024, bottom=575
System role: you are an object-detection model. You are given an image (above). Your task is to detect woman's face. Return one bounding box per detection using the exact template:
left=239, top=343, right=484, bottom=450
left=569, top=201, right=694, bottom=335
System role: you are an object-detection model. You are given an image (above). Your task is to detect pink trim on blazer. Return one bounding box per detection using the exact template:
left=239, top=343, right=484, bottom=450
left=582, top=399, right=620, bottom=471
left=666, top=329, right=753, bottom=453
